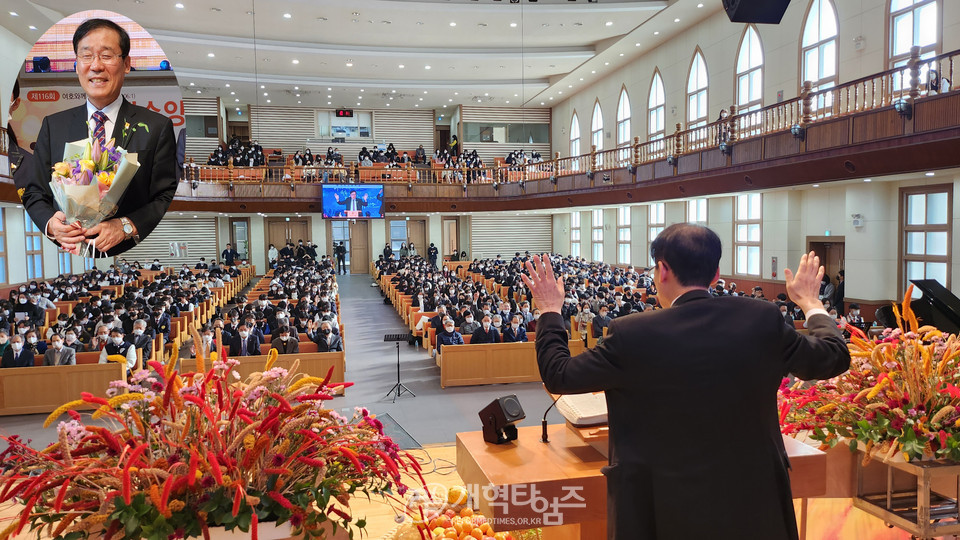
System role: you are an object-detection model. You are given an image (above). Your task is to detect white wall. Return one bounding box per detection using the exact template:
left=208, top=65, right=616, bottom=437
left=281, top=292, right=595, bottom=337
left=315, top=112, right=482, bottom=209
left=0, top=26, right=30, bottom=127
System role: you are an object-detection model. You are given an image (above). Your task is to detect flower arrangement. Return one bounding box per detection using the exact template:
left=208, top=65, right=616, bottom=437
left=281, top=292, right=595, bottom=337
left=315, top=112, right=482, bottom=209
left=779, top=284, right=960, bottom=463
left=49, top=134, right=139, bottom=257
left=0, top=348, right=429, bottom=540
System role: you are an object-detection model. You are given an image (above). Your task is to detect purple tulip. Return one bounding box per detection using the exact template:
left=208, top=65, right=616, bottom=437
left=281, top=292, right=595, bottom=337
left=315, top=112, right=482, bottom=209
left=92, top=142, right=102, bottom=165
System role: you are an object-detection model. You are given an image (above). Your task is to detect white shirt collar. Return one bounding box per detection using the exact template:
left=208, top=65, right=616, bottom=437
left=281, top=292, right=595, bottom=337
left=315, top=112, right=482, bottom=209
left=86, top=96, right=123, bottom=137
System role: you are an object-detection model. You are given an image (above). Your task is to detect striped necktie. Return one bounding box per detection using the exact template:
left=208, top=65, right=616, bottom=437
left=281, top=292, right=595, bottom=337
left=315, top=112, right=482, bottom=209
left=92, top=110, right=108, bottom=147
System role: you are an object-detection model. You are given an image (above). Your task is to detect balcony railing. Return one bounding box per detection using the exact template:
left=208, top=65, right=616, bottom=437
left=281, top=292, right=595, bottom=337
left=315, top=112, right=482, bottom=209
left=175, top=46, right=959, bottom=197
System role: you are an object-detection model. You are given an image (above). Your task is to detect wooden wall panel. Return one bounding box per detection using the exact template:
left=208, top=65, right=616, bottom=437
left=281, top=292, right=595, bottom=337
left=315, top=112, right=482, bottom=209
left=557, top=177, right=576, bottom=191
left=732, top=139, right=763, bottom=164
left=806, top=119, right=851, bottom=151
left=677, top=154, right=700, bottom=175
left=914, top=93, right=960, bottom=132
left=574, top=176, right=592, bottom=190
left=500, top=183, right=523, bottom=197
left=637, top=163, right=654, bottom=182
left=654, top=161, right=674, bottom=179
left=852, top=109, right=903, bottom=144
left=701, top=148, right=728, bottom=170
left=763, top=132, right=801, bottom=160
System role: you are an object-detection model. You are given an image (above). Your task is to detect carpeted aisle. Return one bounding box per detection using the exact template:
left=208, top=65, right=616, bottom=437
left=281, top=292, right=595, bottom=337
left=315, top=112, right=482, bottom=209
left=334, top=273, right=563, bottom=445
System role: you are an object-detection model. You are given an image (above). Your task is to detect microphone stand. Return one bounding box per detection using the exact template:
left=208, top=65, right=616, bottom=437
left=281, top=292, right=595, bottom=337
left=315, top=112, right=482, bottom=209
left=541, top=394, right=563, bottom=443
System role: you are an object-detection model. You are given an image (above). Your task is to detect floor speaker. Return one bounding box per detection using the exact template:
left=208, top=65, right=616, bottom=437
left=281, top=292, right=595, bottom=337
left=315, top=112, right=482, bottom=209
left=479, top=395, right=526, bottom=444
left=722, top=0, right=791, bottom=24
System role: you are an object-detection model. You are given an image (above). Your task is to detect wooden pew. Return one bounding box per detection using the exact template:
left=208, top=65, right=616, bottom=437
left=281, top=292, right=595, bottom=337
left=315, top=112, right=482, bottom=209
left=437, top=340, right=586, bottom=388
left=231, top=352, right=346, bottom=389
left=0, top=363, right=126, bottom=415
left=258, top=341, right=319, bottom=355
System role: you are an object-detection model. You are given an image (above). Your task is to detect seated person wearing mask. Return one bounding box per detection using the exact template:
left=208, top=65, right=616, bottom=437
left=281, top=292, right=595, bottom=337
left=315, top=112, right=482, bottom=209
left=436, top=317, right=464, bottom=353
left=307, top=320, right=342, bottom=352
left=99, top=327, right=138, bottom=372
left=459, top=310, right=481, bottom=336
left=63, top=328, right=83, bottom=352
left=127, top=319, right=153, bottom=366
left=270, top=326, right=300, bottom=355
left=592, top=305, right=612, bottom=343
left=501, top=315, right=528, bottom=343
left=87, top=324, right=112, bottom=352
left=228, top=324, right=262, bottom=357
left=0, top=330, right=9, bottom=358
left=44, top=334, right=76, bottom=366
left=23, top=329, right=46, bottom=356
left=1, top=335, right=33, bottom=368
left=471, top=315, right=500, bottom=344
left=190, top=326, right=217, bottom=358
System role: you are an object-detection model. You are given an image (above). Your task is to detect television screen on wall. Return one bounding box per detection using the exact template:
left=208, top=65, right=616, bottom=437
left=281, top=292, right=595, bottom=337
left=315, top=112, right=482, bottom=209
left=321, top=184, right=384, bottom=219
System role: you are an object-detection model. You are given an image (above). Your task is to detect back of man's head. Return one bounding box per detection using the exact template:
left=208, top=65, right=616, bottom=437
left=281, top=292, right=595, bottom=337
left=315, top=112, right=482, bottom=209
left=649, top=223, right=721, bottom=287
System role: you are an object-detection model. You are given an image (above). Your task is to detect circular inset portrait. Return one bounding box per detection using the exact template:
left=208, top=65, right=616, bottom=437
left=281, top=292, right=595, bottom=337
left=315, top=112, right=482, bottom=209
left=8, top=10, right=183, bottom=258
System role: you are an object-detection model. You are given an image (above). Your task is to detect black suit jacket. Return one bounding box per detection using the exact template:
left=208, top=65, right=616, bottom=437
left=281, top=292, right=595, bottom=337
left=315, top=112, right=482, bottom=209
left=535, top=290, right=850, bottom=540
left=1, top=348, right=34, bottom=368
left=228, top=334, right=261, bottom=357
left=309, top=332, right=343, bottom=352
left=23, top=99, right=177, bottom=256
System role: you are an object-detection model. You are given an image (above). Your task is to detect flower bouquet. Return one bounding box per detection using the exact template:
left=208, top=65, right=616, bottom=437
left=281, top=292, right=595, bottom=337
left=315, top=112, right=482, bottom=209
left=779, top=285, right=960, bottom=463
left=50, top=134, right=139, bottom=257
left=0, top=348, right=429, bottom=540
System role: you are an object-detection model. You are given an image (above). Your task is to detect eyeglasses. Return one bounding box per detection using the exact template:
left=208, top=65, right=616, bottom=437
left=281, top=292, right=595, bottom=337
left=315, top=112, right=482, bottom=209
left=76, top=52, right=124, bottom=65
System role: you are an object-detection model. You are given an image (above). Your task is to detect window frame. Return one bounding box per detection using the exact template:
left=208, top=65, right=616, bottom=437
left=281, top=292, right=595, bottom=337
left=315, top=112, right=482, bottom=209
left=616, top=86, right=632, bottom=164
left=648, top=70, right=666, bottom=143
left=591, top=100, right=604, bottom=152
left=570, top=211, right=581, bottom=258
left=887, top=0, right=941, bottom=69
left=592, top=209, right=604, bottom=262
left=570, top=111, right=581, bottom=159
left=24, top=210, right=43, bottom=280
left=647, top=203, right=665, bottom=267
left=735, top=25, right=765, bottom=115
left=800, top=0, right=840, bottom=111
left=617, top=206, right=631, bottom=265
left=687, top=198, right=708, bottom=224
left=899, top=183, right=952, bottom=297
left=734, top=193, right=762, bottom=277
left=686, top=49, right=709, bottom=131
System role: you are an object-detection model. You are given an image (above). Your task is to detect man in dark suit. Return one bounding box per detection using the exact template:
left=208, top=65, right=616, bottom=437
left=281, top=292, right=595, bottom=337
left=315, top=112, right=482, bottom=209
left=501, top=315, right=528, bottom=343
left=270, top=326, right=299, bottom=355
left=221, top=243, right=239, bottom=267
left=470, top=315, right=500, bottom=344
left=334, top=190, right=368, bottom=215
left=308, top=321, right=342, bottom=352
left=523, top=224, right=850, bottom=540
left=1, top=335, right=34, bottom=368
left=228, top=324, right=261, bottom=357
left=22, top=18, right=177, bottom=256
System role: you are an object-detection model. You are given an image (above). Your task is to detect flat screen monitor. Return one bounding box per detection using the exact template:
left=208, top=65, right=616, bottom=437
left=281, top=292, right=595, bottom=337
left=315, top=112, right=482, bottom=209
left=321, top=184, right=384, bottom=219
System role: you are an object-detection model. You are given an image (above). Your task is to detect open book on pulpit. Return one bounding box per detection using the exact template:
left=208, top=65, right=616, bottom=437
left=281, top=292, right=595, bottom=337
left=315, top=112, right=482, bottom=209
left=556, top=392, right=608, bottom=427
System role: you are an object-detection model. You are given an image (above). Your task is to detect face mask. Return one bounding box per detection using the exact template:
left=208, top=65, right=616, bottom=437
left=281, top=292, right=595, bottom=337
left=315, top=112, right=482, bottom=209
left=482, top=322, right=491, bottom=330
left=65, top=334, right=76, bottom=343
left=493, top=321, right=502, bottom=328
left=11, top=342, right=22, bottom=352
left=27, top=337, right=37, bottom=345
left=18, top=287, right=25, bottom=293
left=111, top=337, right=124, bottom=346
left=852, top=310, right=860, bottom=316
left=583, top=309, right=590, bottom=314
left=321, top=328, right=331, bottom=335
left=534, top=314, right=540, bottom=320
left=58, top=320, right=67, bottom=326
left=18, top=298, right=26, bottom=305
left=97, top=333, right=109, bottom=340
left=239, top=331, right=249, bottom=339
left=781, top=311, right=788, bottom=316
left=465, top=317, right=474, bottom=324
left=133, top=329, right=144, bottom=336
left=43, top=293, right=50, bottom=298
left=600, top=312, right=607, bottom=318
left=53, top=341, right=63, bottom=350
left=17, top=328, right=27, bottom=335
left=511, top=324, right=519, bottom=330
left=0, top=336, right=6, bottom=344
left=280, top=335, right=290, bottom=341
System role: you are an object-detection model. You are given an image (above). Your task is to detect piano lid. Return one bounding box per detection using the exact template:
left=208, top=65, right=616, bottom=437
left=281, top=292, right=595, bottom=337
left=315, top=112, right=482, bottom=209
left=874, top=280, right=960, bottom=334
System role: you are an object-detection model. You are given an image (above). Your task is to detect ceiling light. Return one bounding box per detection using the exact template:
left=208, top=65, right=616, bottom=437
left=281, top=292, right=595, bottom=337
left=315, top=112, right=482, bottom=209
left=267, top=99, right=271, bottom=103
left=391, top=90, right=396, bottom=93
left=345, top=62, right=353, bottom=67
left=327, top=101, right=331, bottom=105
left=283, top=13, right=291, bottom=19
left=697, top=3, right=704, bottom=7
left=189, top=82, right=194, bottom=86
left=207, top=52, right=215, bottom=58
left=635, top=42, right=641, bottom=47
left=295, top=94, right=300, bottom=97
left=357, top=102, right=360, bottom=105
left=225, top=83, right=231, bottom=87
left=514, top=93, right=518, bottom=97
left=230, top=91, right=235, bottom=95
left=540, top=102, right=545, bottom=105
left=297, top=101, right=301, bottom=104
left=389, top=97, right=393, bottom=100
left=604, top=62, right=610, bottom=65
left=484, top=92, right=488, bottom=96
left=579, top=77, right=584, bottom=81
left=654, top=31, right=660, bottom=35
left=235, top=98, right=239, bottom=102
left=398, top=64, right=405, bottom=68
left=327, top=87, right=332, bottom=91
left=264, top=92, right=269, bottom=96
left=293, top=86, right=297, bottom=90
left=568, top=84, right=573, bottom=88
left=327, top=95, right=332, bottom=98
left=424, top=91, right=428, bottom=94
left=260, top=85, right=265, bottom=89
left=812, top=184, right=820, bottom=188
left=28, top=25, right=37, bottom=30
left=174, top=3, right=183, bottom=9
left=424, top=65, right=431, bottom=70
left=559, top=91, right=563, bottom=94
left=863, top=178, right=871, bottom=182
left=619, top=53, right=624, bottom=57
left=509, top=22, right=517, bottom=28
left=358, top=96, right=363, bottom=99
left=926, top=172, right=935, bottom=176
left=386, top=104, right=390, bottom=106
left=591, top=70, right=596, bottom=73
left=9, top=11, right=18, bottom=16
left=292, top=59, right=299, bottom=64
left=477, top=99, right=482, bottom=103
left=505, top=100, right=510, bottom=104
left=674, top=18, right=680, bottom=23
left=196, top=90, right=201, bottom=94
left=449, top=22, right=456, bottom=27
left=360, top=89, right=364, bottom=92
left=455, top=92, right=459, bottom=95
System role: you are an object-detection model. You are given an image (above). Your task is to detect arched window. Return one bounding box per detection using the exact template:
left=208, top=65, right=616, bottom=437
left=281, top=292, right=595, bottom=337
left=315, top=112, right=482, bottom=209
left=616, top=87, right=632, bottom=164
left=687, top=50, right=709, bottom=130
left=888, top=0, right=939, bottom=69
left=648, top=70, right=666, bottom=157
left=570, top=112, right=581, bottom=170
left=801, top=0, right=838, bottom=109
left=736, top=26, right=764, bottom=114
left=591, top=101, right=604, bottom=152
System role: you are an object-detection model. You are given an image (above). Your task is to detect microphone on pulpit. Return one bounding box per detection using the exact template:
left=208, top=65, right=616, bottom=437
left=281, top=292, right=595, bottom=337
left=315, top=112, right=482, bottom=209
left=542, top=394, right=563, bottom=443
